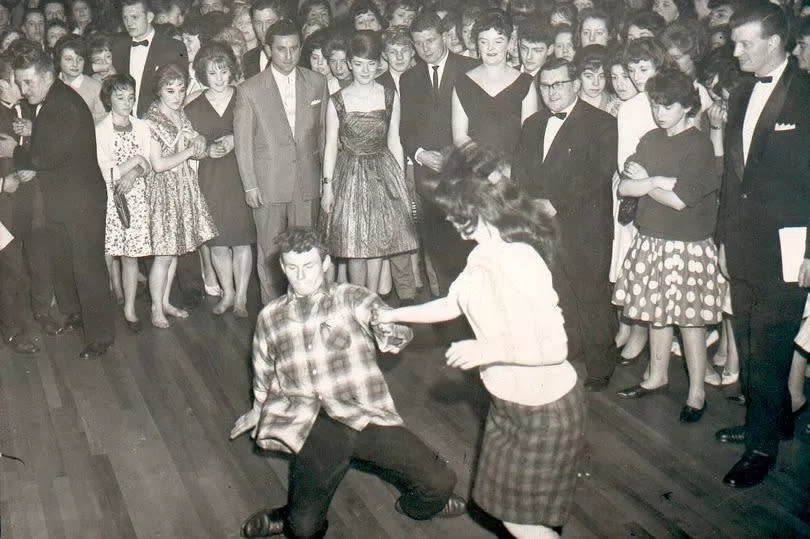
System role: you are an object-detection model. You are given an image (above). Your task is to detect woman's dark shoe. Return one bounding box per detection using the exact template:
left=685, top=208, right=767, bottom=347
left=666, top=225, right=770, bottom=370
left=616, top=343, right=648, bottom=366
left=241, top=506, right=287, bottom=537
left=679, top=400, right=707, bottom=423
left=78, top=341, right=113, bottom=359
left=6, top=334, right=40, bottom=355
left=34, top=313, right=63, bottom=335
left=125, top=319, right=143, bottom=333
left=617, top=383, right=668, bottom=398
left=63, top=313, right=83, bottom=333
left=395, top=493, right=467, bottom=519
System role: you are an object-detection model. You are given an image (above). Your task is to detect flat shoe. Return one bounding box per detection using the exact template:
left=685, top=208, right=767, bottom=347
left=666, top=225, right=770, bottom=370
left=679, top=401, right=706, bottom=423
left=617, top=343, right=648, bottom=366
left=34, top=313, right=63, bottom=335
left=78, top=341, right=113, bottom=359
left=395, top=493, right=467, bottom=519
left=241, top=507, right=286, bottom=537
left=63, top=313, right=83, bottom=333
left=125, top=319, right=143, bottom=333
left=617, top=383, right=668, bottom=398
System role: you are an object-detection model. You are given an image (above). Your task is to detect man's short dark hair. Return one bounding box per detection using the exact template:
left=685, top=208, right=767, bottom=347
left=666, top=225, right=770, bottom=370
left=539, top=56, right=578, bottom=79
left=729, top=2, right=788, bottom=47
left=276, top=228, right=328, bottom=260
left=121, top=0, right=154, bottom=13
left=12, top=46, right=54, bottom=75
left=251, top=0, right=287, bottom=20
left=23, top=8, right=45, bottom=24
left=0, top=55, right=13, bottom=84
left=410, top=10, right=443, bottom=35
left=518, top=17, right=553, bottom=46
left=798, top=16, right=810, bottom=39
left=265, top=18, right=301, bottom=47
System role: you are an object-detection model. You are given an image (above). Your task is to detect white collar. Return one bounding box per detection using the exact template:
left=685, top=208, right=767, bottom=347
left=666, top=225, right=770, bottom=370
left=756, top=56, right=788, bottom=85
left=131, top=27, right=155, bottom=44
left=271, top=64, right=296, bottom=80
left=60, top=72, right=84, bottom=89
left=550, top=97, right=577, bottom=119
left=429, top=49, right=449, bottom=70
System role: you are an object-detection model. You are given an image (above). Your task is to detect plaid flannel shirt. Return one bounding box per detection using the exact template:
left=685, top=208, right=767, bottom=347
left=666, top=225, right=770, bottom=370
left=251, top=282, right=413, bottom=454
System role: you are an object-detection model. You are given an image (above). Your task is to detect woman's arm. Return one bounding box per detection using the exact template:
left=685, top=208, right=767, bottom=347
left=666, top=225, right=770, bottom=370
left=387, top=90, right=405, bottom=171
left=451, top=87, right=471, bottom=147
left=618, top=176, right=672, bottom=197
left=379, top=296, right=463, bottom=324
left=520, top=80, right=539, bottom=124
left=148, top=134, right=194, bottom=172
left=647, top=187, right=686, bottom=210
left=320, top=98, right=339, bottom=213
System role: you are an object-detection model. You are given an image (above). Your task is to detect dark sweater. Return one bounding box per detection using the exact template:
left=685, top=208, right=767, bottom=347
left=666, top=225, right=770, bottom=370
left=630, top=127, right=720, bottom=242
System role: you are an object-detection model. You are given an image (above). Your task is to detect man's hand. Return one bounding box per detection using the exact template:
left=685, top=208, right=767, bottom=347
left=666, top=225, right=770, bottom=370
left=12, top=118, right=32, bottom=137
left=245, top=189, right=263, bottom=209
left=445, top=339, right=490, bottom=370
left=718, top=243, right=729, bottom=279
left=0, top=133, right=17, bottom=158
left=419, top=150, right=443, bottom=173
left=1, top=174, right=20, bottom=193
left=798, top=259, right=810, bottom=288
left=16, top=170, right=36, bottom=183
left=230, top=407, right=260, bottom=440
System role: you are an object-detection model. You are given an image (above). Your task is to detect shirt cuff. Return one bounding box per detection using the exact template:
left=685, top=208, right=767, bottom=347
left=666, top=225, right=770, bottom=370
left=414, top=147, right=426, bottom=166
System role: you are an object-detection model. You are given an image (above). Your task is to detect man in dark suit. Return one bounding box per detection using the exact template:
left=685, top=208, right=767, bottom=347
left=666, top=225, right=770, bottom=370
left=112, top=0, right=188, bottom=118
left=12, top=47, right=115, bottom=359
left=241, top=0, right=285, bottom=80
left=400, top=10, right=477, bottom=297
left=714, top=3, right=810, bottom=488
left=513, top=58, right=617, bottom=392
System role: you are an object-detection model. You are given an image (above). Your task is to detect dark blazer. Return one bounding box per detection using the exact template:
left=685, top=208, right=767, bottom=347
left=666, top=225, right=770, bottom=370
left=376, top=70, right=397, bottom=94
left=242, top=47, right=264, bottom=80
left=716, top=61, right=810, bottom=280
left=399, top=52, right=478, bottom=169
left=14, top=79, right=106, bottom=225
left=514, top=99, right=617, bottom=274
left=112, top=30, right=189, bottom=118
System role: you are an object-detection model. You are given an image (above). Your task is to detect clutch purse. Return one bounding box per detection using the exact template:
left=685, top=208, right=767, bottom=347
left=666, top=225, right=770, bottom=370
left=617, top=196, right=638, bottom=226
left=112, top=168, right=130, bottom=228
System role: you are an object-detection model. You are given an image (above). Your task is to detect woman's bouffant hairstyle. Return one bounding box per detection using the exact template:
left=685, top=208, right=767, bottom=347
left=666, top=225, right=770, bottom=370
left=300, top=26, right=330, bottom=67
left=100, top=73, right=136, bottom=112
left=350, top=0, right=385, bottom=29
left=472, top=8, right=514, bottom=41
left=193, top=40, right=240, bottom=85
left=646, top=66, right=701, bottom=117
left=660, top=21, right=704, bottom=63
left=152, top=62, right=187, bottom=96
left=432, top=142, right=560, bottom=268
left=53, top=34, right=86, bottom=63
left=348, top=29, right=382, bottom=60
left=624, top=36, right=670, bottom=68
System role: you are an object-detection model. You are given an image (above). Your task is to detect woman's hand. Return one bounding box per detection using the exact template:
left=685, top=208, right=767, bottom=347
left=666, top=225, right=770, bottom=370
left=445, top=340, right=490, bottom=370
left=207, top=141, right=227, bottom=159
left=374, top=308, right=396, bottom=324
left=135, top=155, right=151, bottom=176
left=320, top=184, right=334, bottom=214
left=190, top=135, right=207, bottom=158
left=217, top=134, right=234, bottom=154
left=1, top=173, right=20, bottom=193
left=707, top=101, right=727, bottom=128
left=16, top=170, right=36, bottom=183
left=623, top=161, right=648, bottom=180
left=116, top=169, right=138, bottom=194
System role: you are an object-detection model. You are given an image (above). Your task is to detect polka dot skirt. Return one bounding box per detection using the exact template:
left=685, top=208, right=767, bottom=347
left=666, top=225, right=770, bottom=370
left=612, top=234, right=727, bottom=328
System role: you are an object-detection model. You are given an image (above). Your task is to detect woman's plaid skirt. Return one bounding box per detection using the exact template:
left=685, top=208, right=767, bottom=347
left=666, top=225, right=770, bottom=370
left=472, top=384, right=586, bottom=526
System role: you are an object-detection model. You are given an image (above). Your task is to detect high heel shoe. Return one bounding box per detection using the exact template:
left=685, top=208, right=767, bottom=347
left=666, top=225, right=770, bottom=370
left=125, top=318, right=143, bottom=333
left=679, top=400, right=707, bottom=423
left=617, top=343, right=648, bottom=366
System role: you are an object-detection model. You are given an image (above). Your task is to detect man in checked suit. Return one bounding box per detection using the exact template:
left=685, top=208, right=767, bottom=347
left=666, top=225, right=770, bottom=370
left=234, top=19, right=327, bottom=303
left=513, top=58, right=617, bottom=392
left=713, top=2, right=810, bottom=488
left=399, top=10, right=477, bottom=297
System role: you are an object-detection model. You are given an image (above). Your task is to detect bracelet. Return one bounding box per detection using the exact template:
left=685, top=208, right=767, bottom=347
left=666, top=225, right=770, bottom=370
left=0, top=175, right=4, bottom=194
left=710, top=125, right=723, bottom=130
left=322, top=177, right=331, bottom=185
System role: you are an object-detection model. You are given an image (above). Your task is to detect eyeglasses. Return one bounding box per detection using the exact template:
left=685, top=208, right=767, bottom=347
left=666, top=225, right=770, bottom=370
left=538, top=79, right=575, bottom=92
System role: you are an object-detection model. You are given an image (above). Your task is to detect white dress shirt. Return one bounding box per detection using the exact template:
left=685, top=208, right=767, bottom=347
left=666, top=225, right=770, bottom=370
left=742, top=57, right=788, bottom=165
left=543, top=98, right=577, bottom=161
left=128, top=28, right=155, bottom=114
left=259, top=49, right=269, bottom=72
left=271, top=65, right=297, bottom=136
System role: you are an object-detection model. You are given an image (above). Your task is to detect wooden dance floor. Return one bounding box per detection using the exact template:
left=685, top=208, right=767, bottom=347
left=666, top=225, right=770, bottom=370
left=1, top=291, right=809, bottom=538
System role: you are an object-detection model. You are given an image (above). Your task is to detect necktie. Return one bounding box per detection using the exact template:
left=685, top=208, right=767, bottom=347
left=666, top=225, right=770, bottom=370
left=431, top=65, right=439, bottom=100
left=131, top=39, right=149, bottom=47
left=755, top=75, right=772, bottom=83
left=13, top=103, right=23, bottom=145
left=552, top=111, right=567, bottom=120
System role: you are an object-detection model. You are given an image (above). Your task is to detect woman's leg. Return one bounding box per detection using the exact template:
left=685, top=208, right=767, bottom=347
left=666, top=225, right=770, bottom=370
left=503, top=521, right=561, bottom=539
left=620, top=323, right=648, bottom=360
left=680, top=326, right=707, bottom=409
left=163, top=255, right=188, bottom=319
left=788, top=350, right=808, bottom=411
left=200, top=245, right=221, bottom=295
left=149, top=255, right=171, bottom=328
left=336, top=260, right=348, bottom=283
left=366, top=258, right=384, bottom=294
left=232, top=245, right=252, bottom=318
left=410, top=251, right=423, bottom=289
left=210, top=246, right=235, bottom=315
left=377, top=258, right=392, bottom=295
left=120, top=256, right=139, bottom=323
left=642, top=326, right=673, bottom=389
left=106, top=254, right=124, bottom=305
left=616, top=316, right=631, bottom=349
left=347, top=258, right=367, bottom=287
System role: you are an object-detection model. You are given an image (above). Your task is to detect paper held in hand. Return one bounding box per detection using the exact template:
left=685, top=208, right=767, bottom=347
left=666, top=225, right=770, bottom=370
left=779, top=227, right=807, bottom=282
left=0, top=221, right=12, bottom=251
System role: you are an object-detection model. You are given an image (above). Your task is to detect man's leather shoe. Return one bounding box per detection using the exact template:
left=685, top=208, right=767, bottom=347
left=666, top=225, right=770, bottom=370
left=715, top=425, right=745, bottom=444
left=726, top=394, right=746, bottom=406
left=7, top=334, right=39, bottom=355
left=78, top=341, right=113, bottom=359
left=241, top=506, right=287, bottom=537
left=395, top=493, right=467, bottom=519
left=679, top=401, right=706, bottom=423
left=63, top=313, right=83, bottom=333
left=722, top=450, right=775, bottom=488
left=183, top=289, right=206, bottom=310
left=584, top=376, right=610, bottom=392
left=617, top=383, right=668, bottom=398
left=33, top=313, right=63, bottom=335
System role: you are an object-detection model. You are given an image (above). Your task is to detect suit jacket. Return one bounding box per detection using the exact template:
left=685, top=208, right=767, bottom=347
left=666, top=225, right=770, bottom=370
left=514, top=99, right=617, bottom=275
left=233, top=66, right=328, bottom=204
left=716, top=61, right=810, bottom=280
left=112, top=30, right=189, bottom=118
left=242, top=47, right=264, bottom=80
left=14, top=79, right=106, bottom=226
left=399, top=53, right=478, bottom=177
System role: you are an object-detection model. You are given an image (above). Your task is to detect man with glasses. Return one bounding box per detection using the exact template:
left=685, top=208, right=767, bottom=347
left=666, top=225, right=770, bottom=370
left=514, top=57, right=618, bottom=392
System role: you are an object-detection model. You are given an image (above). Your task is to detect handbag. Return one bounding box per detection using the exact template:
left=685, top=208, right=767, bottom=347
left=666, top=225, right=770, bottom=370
left=112, top=168, right=130, bottom=228
left=617, top=196, right=638, bottom=226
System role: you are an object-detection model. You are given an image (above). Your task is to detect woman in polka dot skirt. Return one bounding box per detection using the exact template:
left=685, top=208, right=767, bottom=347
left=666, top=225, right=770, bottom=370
left=611, top=68, right=725, bottom=424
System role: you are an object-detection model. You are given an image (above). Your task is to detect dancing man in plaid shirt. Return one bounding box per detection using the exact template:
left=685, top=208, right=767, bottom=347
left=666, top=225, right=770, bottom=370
left=230, top=228, right=466, bottom=539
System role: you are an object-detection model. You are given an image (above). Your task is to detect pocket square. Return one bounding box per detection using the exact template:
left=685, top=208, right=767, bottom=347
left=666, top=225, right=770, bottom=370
left=774, top=122, right=796, bottom=131
left=310, top=99, right=321, bottom=106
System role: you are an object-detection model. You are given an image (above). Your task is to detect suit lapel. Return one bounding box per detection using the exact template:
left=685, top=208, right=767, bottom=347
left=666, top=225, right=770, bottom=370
left=265, top=69, right=294, bottom=142
left=293, top=68, right=306, bottom=141
left=745, top=64, right=793, bottom=174
left=543, top=101, right=582, bottom=165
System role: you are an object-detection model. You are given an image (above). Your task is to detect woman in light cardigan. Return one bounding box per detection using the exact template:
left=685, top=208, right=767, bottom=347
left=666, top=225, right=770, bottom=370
left=54, top=34, right=106, bottom=123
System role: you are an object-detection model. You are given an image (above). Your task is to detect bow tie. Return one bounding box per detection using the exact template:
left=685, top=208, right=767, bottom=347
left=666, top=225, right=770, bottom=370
left=131, top=39, right=149, bottom=47
left=755, top=75, right=772, bottom=84
left=552, top=111, right=567, bottom=120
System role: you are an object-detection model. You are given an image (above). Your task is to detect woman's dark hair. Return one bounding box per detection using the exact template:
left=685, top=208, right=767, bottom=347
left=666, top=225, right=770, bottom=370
left=660, top=21, right=704, bottom=63
left=576, top=7, right=613, bottom=44
left=85, top=31, right=112, bottom=54
left=575, top=43, right=610, bottom=73
left=550, top=2, right=578, bottom=27
left=472, top=8, right=514, bottom=41
left=350, top=0, right=385, bottom=29
left=193, top=40, right=240, bottom=85
left=300, top=26, right=330, bottom=68
left=152, top=62, right=187, bottom=96
left=646, top=66, right=701, bottom=116
left=298, top=0, right=331, bottom=26
left=348, top=29, right=382, bottom=60
left=432, top=142, right=560, bottom=268
left=100, top=72, right=136, bottom=112
left=624, top=36, right=670, bottom=68
left=624, top=9, right=667, bottom=38
left=53, top=33, right=85, bottom=62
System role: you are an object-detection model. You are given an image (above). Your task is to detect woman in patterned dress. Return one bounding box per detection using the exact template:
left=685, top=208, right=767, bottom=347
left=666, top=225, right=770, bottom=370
left=96, top=74, right=152, bottom=332
left=145, top=64, right=217, bottom=329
